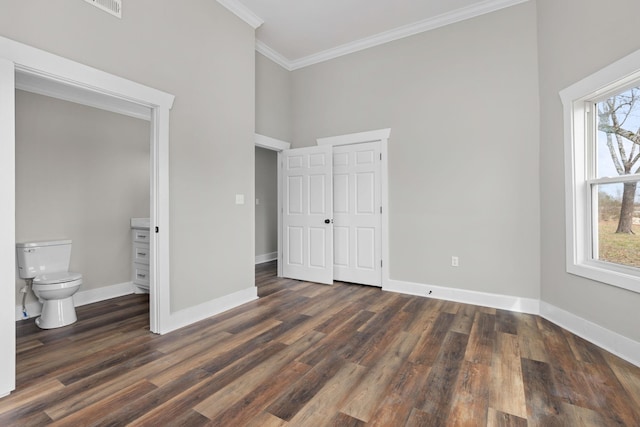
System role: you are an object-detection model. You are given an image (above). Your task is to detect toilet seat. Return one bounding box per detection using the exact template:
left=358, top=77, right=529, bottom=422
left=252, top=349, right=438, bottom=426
left=34, top=271, right=82, bottom=285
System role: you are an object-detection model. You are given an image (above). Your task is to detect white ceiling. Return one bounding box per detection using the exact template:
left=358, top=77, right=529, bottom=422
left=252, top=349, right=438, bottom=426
left=217, top=0, right=529, bottom=70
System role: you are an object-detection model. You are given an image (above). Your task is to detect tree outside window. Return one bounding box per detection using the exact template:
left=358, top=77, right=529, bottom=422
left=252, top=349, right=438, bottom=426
left=595, top=87, right=640, bottom=267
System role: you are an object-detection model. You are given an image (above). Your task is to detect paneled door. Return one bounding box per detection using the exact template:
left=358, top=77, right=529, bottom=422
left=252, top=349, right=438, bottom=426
left=282, top=145, right=334, bottom=285
left=332, top=141, right=382, bottom=286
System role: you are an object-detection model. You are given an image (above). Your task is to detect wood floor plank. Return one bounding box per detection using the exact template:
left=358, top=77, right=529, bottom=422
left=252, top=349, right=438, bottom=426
left=604, top=351, right=640, bottom=410
left=1, top=261, right=638, bottom=426
left=208, top=361, right=312, bottom=427
left=150, top=320, right=279, bottom=387
left=450, top=303, right=477, bottom=334
left=191, top=331, right=326, bottom=420
left=0, top=378, right=64, bottom=416
left=405, top=407, right=435, bottom=427
left=579, top=358, right=640, bottom=426
left=367, top=361, right=431, bottom=427
left=130, top=339, right=291, bottom=426
left=407, top=311, right=455, bottom=366
left=266, top=353, right=347, bottom=421
left=487, top=407, right=528, bottom=427
left=418, top=331, right=470, bottom=423
left=245, top=411, right=289, bottom=427
left=490, top=332, right=528, bottom=419
left=521, top=357, right=564, bottom=426
left=40, top=351, right=177, bottom=421
left=341, top=331, right=419, bottom=422
left=495, top=309, right=519, bottom=335
left=329, top=412, right=366, bottom=426
left=297, top=310, right=375, bottom=367
left=349, top=304, right=413, bottom=367
left=516, top=312, right=548, bottom=363
left=447, top=360, right=491, bottom=426
left=287, top=361, right=366, bottom=426
left=47, top=379, right=157, bottom=425
left=403, top=297, right=442, bottom=336
left=464, top=311, right=496, bottom=365
left=558, top=401, right=610, bottom=427
left=93, top=367, right=212, bottom=426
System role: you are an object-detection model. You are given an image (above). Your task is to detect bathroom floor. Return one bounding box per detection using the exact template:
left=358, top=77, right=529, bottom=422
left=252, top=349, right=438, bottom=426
left=1, top=263, right=640, bottom=425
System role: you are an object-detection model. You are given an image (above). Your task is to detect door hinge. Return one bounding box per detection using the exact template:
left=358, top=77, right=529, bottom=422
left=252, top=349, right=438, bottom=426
left=380, top=206, right=382, bottom=214
left=381, top=260, right=383, bottom=267
left=155, top=226, right=159, bottom=233
left=380, top=153, right=382, bottom=161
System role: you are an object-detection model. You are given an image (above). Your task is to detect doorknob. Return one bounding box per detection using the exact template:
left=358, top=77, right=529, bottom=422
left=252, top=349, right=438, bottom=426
left=324, top=219, right=332, bottom=224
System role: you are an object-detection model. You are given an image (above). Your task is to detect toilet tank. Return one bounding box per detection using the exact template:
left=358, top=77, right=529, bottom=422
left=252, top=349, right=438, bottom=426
left=16, top=240, right=72, bottom=279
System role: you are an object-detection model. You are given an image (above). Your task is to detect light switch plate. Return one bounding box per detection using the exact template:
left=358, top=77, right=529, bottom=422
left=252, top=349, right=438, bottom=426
left=235, top=194, right=245, bottom=205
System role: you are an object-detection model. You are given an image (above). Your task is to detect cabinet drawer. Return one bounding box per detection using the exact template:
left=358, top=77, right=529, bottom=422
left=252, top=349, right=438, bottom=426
left=133, top=243, right=150, bottom=265
left=133, top=264, right=150, bottom=286
left=132, top=229, right=150, bottom=243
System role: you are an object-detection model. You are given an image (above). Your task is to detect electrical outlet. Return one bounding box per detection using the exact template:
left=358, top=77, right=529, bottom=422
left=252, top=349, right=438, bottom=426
left=451, top=256, right=459, bottom=267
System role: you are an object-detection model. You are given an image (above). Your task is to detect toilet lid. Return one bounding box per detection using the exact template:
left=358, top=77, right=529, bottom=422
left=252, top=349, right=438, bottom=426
left=34, top=271, right=82, bottom=284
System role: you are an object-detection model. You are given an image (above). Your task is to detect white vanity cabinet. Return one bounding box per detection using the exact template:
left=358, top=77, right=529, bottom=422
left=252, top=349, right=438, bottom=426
left=131, top=227, right=150, bottom=291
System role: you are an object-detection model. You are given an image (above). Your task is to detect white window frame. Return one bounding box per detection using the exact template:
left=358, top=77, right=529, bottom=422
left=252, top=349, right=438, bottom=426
left=561, top=48, right=640, bottom=294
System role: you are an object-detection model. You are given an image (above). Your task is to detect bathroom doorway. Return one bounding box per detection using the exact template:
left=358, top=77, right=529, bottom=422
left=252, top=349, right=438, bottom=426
left=0, top=37, right=174, bottom=397
left=14, top=89, right=151, bottom=322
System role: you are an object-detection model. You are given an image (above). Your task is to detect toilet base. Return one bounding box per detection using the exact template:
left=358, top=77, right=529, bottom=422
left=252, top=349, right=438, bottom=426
left=36, top=296, right=77, bottom=329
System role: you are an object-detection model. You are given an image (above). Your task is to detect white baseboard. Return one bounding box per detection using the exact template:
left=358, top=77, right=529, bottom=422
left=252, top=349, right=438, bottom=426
left=255, top=252, right=278, bottom=265
left=540, top=302, right=640, bottom=367
left=383, top=278, right=639, bottom=367
left=74, top=281, right=135, bottom=307
left=160, top=286, right=258, bottom=334
left=383, top=278, right=540, bottom=314
left=15, top=281, right=135, bottom=321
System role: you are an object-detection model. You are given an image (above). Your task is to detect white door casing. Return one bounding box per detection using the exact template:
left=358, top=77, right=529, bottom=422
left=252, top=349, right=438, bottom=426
left=332, top=141, right=382, bottom=286
left=0, top=58, right=16, bottom=397
left=282, top=145, right=334, bottom=285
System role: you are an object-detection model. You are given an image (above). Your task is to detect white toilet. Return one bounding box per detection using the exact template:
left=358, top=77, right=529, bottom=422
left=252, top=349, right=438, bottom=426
left=16, top=240, right=82, bottom=329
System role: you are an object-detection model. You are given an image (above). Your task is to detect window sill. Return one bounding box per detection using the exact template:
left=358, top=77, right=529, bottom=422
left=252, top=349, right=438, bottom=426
left=568, top=261, right=640, bottom=294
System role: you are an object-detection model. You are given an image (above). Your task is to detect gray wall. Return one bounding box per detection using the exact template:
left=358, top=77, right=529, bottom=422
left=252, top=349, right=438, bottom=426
left=290, top=3, right=541, bottom=299
left=537, top=0, right=640, bottom=341
left=255, top=52, right=292, bottom=260
left=256, top=52, right=292, bottom=142
left=0, top=0, right=255, bottom=312
left=15, top=90, right=149, bottom=306
left=255, top=147, right=278, bottom=257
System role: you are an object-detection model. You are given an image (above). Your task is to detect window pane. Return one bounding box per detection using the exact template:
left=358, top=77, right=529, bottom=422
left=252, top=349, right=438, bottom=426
left=596, top=182, right=640, bottom=268
left=596, top=87, right=640, bottom=179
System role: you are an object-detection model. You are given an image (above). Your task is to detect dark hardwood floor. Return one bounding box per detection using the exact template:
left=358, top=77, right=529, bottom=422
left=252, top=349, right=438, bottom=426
left=1, top=260, right=639, bottom=426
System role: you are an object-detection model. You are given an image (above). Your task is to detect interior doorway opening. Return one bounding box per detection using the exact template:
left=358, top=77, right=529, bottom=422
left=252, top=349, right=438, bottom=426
left=0, top=36, right=174, bottom=397
left=14, top=88, right=151, bottom=320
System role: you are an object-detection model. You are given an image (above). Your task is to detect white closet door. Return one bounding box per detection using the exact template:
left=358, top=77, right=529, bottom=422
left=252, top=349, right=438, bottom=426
left=282, top=145, right=334, bottom=285
left=333, top=141, right=382, bottom=286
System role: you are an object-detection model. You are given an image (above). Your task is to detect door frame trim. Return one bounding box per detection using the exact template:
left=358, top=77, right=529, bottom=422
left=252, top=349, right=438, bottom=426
left=316, top=128, right=391, bottom=288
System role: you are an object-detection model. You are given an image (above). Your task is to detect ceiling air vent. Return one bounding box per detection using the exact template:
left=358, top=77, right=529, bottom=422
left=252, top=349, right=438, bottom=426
left=84, top=0, right=122, bottom=18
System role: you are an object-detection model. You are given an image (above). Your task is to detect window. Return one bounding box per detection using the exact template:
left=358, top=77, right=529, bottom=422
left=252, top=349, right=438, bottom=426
left=561, top=49, right=640, bottom=293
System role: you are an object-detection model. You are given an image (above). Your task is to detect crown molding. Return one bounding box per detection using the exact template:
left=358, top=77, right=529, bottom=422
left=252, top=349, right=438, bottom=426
left=256, top=40, right=293, bottom=71
left=216, top=0, right=264, bottom=29
left=257, top=0, right=529, bottom=71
